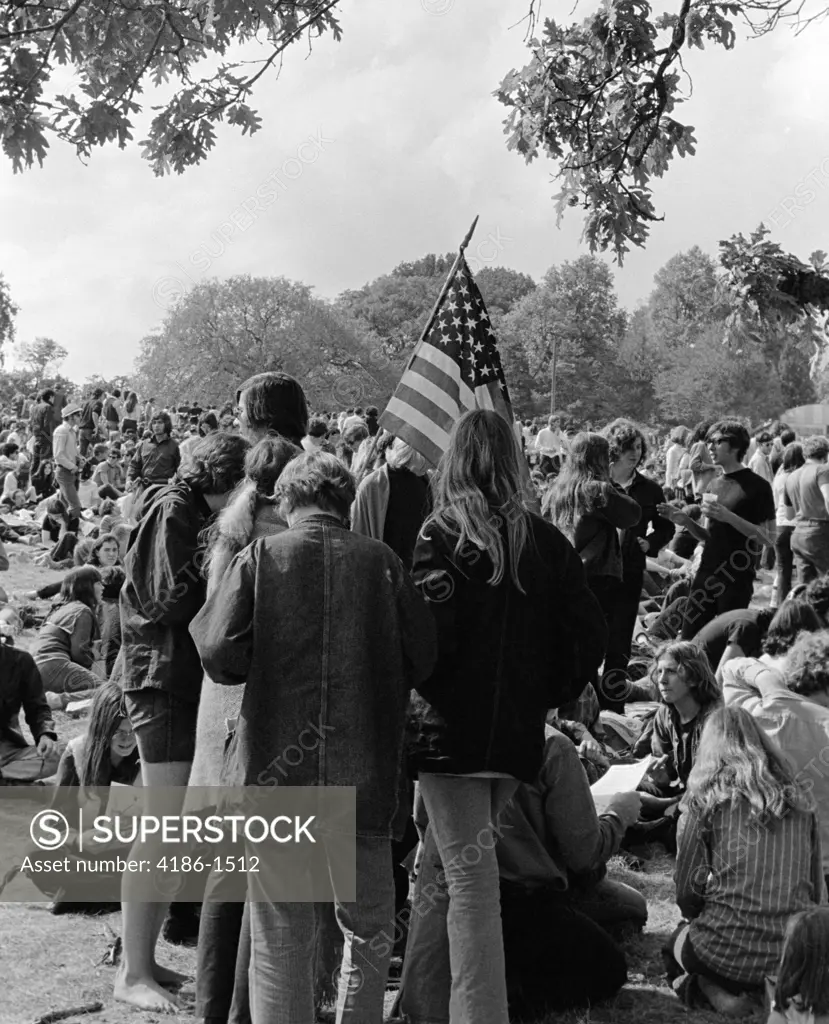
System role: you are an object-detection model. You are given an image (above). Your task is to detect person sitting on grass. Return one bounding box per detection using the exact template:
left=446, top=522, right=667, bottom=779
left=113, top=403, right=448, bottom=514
left=397, top=722, right=645, bottom=1023
left=89, top=532, right=122, bottom=569
left=768, top=907, right=829, bottom=1024
left=724, top=628, right=829, bottom=895
left=31, top=566, right=103, bottom=705
left=0, top=636, right=60, bottom=783
left=624, top=641, right=721, bottom=854
left=668, top=706, right=824, bottom=1017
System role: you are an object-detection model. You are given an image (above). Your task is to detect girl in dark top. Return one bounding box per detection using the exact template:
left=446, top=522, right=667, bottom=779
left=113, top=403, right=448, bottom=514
left=602, top=418, right=675, bottom=711
left=98, top=565, right=126, bottom=678
left=410, top=409, right=607, bottom=1024
left=121, top=392, right=139, bottom=436
left=545, top=431, right=641, bottom=703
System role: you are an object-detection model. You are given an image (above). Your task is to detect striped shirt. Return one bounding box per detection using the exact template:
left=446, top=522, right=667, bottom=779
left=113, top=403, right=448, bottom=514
left=676, top=799, right=825, bottom=985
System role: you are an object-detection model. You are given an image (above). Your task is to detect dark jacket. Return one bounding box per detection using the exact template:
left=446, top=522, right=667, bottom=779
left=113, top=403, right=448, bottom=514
left=0, top=644, right=56, bottom=748
left=30, top=401, right=54, bottom=446
left=190, top=514, right=437, bottom=837
left=127, top=435, right=181, bottom=487
left=571, top=483, right=641, bottom=581
left=619, top=471, right=674, bottom=580
left=408, top=512, right=608, bottom=783
left=119, top=480, right=211, bottom=701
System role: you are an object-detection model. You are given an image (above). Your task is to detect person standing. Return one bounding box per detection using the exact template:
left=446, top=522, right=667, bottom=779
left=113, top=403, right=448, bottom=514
left=785, top=435, right=829, bottom=585
left=658, top=420, right=775, bottom=640
left=664, top=426, right=689, bottom=501
left=30, top=388, right=55, bottom=481
left=748, top=431, right=775, bottom=486
left=191, top=450, right=437, bottom=1024
left=115, top=431, right=249, bottom=1013
left=78, top=389, right=104, bottom=457
left=773, top=442, right=805, bottom=606
left=546, top=432, right=641, bottom=708
left=602, top=419, right=674, bottom=711
left=687, top=419, right=718, bottom=501
left=52, top=403, right=83, bottom=528
left=409, top=410, right=608, bottom=1024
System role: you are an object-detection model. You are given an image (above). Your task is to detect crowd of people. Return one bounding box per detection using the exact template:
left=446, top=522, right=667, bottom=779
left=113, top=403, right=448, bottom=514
left=3, top=379, right=829, bottom=1023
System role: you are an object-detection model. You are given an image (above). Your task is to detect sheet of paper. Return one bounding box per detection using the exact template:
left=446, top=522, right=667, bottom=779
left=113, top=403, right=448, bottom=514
left=590, top=757, right=652, bottom=813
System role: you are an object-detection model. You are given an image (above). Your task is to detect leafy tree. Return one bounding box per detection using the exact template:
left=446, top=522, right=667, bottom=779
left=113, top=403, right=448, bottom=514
left=778, top=328, right=818, bottom=409
left=337, top=255, right=535, bottom=365
left=500, top=255, right=628, bottom=421
left=133, top=275, right=399, bottom=410
left=0, top=0, right=342, bottom=175
left=15, top=337, right=68, bottom=389
left=0, top=274, right=19, bottom=366
left=653, top=324, right=784, bottom=423
left=83, top=374, right=133, bottom=396
left=497, top=2, right=826, bottom=259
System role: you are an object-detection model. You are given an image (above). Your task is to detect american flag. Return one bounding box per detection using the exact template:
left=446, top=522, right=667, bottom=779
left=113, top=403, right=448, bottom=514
left=379, top=256, right=514, bottom=467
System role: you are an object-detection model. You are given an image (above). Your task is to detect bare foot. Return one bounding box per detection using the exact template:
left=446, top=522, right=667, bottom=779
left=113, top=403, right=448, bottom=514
left=114, top=970, right=181, bottom=1012
left=152, top=962, right=192, bottom=988
left=697, top=976, right=757, bottom=1017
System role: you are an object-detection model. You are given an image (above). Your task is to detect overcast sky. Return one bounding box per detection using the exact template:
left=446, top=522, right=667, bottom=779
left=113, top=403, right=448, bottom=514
left=1, top=0, right=828, bottom=382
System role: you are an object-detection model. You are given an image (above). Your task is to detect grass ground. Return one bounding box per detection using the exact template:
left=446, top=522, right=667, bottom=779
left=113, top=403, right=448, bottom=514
left=0, top=550, right=775, bottom=1024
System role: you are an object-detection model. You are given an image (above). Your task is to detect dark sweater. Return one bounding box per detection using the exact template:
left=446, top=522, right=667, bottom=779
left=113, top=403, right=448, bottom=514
left=571, top=483, right=642, bottom=582
left=408, top=513, right=608, bottom=782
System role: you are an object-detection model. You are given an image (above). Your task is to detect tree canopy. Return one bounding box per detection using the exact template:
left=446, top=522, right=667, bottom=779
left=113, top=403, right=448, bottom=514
left=0, top=0, right=342, bottom=175
left=133, top=274, right=400, bottom=409
left=0, top=274, right=19, bottom=365
left=498, top=0, right=829, bottom=259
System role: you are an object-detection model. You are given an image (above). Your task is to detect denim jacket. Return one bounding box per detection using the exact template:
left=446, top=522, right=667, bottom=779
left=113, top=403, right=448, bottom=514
left=190, top=514, right=437, bottom=837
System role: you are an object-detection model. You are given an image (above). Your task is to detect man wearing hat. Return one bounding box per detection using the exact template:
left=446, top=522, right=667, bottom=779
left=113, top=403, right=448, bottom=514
left=52, top=402, right=83, bottom=525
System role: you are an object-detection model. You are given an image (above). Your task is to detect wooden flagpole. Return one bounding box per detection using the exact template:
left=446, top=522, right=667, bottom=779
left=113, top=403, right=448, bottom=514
left=405, top=215, right=480, bottom=370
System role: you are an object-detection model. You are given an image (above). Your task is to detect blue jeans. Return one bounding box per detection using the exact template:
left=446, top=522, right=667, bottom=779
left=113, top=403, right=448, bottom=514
left=417, top=773, right=518, bottom=1024
left=247, top=836, right=393, bottom=1024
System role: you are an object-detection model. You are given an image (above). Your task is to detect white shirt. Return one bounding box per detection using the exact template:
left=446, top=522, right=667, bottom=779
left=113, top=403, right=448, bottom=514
left=535, top=427, right=561, bottom=452
left=52, top=422, right=78, bottom=471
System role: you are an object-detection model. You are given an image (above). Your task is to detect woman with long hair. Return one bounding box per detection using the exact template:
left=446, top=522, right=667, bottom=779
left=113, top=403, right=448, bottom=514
left=687, top=417, right=718, bottom=501
left=770, top=908, right=829, bottom=1024
left=121, top=392, right=139, bottom=437
left=407, top=409, right=607, bottom=1024
left=89, top=532, right=122, bottom=568
left=669, top=706, right=823, bottom=1015
left=188, top=435, right=299, bottom=1024
left=191, top=434, right=301, bottom=789
left=32, top=566, right=103, bottom=701
left=546, top=431, right=641, bottom=708
left=54, top=680, right=139, bottom=790
left=773, top=442, right=805, bottom=607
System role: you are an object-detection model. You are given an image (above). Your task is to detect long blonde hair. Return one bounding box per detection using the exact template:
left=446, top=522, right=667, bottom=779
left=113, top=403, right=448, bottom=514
left=686, top=706, right=813, bottom=824
left=204, top=436, right=299, bottom=589
left=423, top=409, right=531, bottom=592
